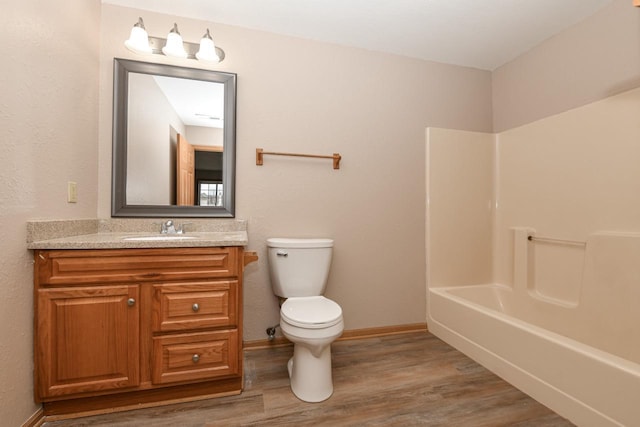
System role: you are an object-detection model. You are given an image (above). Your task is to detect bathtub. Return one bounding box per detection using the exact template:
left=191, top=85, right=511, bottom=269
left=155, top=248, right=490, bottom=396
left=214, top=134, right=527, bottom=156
left=428, top=283, right=640, bottom=427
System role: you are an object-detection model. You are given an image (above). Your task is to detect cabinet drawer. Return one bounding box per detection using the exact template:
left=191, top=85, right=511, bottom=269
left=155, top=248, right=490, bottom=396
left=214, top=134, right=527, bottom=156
left=152, top=330, right=238, bottom=385
left=36, top=247, right=238, bottom=285
left=152, top=281, right=237, bottom=331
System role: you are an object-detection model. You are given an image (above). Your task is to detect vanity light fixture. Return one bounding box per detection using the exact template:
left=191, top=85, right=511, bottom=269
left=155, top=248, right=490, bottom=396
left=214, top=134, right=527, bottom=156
left=124, top=17, right=225, bottom=63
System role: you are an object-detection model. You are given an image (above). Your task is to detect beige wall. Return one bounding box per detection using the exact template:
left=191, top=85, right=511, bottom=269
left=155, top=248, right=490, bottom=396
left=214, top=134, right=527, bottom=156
left=127, top=73, right=185, bottom=205
left=186, top=126, right=224, bottom=148
left=98, top=5, right=493, bottom=341
left=0, top=1, right=101, bottom=425
left=426, top=128, right=494, bottom=288
left=492, top=0, right=640, bottom=132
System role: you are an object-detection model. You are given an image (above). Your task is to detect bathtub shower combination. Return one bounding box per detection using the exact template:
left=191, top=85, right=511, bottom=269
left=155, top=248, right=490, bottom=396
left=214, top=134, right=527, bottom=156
left=428, top=229, right=640, bottom=426
left=426, top=91, right=640, bottom=427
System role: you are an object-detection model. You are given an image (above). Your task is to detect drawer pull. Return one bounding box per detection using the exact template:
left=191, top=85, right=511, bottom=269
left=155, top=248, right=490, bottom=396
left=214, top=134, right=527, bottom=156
left=192, top=354, right=200, bottom=363
left=192, top=303, right=200, bottom=312
left=127, top=298, right=136, bottom=307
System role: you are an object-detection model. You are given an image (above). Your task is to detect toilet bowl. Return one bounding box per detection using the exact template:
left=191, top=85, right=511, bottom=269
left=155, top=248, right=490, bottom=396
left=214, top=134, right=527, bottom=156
left=266, top=237, right=343, bottom=403
left=280, top=296, right=344, bottom=402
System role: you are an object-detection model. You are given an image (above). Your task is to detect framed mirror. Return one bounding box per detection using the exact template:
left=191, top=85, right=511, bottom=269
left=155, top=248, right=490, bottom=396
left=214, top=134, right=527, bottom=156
left=112, top=58, right=236, bottom=217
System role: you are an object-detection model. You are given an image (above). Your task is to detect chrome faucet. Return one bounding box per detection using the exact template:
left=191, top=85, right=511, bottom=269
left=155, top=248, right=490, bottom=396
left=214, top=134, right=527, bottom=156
left=160, top=220, right=191, bottom=234
left=161, top=220, right=177, bottom=234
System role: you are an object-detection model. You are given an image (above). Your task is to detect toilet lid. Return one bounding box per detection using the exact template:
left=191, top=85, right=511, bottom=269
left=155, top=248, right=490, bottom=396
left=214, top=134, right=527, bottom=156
left=281, top=296, right=343, bottom=329
left=267, top=238, right=333, bottom=248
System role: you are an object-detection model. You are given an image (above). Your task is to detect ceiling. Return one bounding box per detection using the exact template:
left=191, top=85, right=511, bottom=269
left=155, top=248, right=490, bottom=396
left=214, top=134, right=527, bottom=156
left=103, top=0, right=614, bottom=70
left=152, top=75, right=224, bottom=128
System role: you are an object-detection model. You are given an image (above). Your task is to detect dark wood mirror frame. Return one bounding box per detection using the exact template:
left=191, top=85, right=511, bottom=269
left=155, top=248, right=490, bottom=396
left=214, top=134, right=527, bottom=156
left=111, top=58, right=237, bottom=218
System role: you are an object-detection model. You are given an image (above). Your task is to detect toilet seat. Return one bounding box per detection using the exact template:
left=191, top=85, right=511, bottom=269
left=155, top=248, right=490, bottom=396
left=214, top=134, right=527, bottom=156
left=281, top=296, right=342, bottom=329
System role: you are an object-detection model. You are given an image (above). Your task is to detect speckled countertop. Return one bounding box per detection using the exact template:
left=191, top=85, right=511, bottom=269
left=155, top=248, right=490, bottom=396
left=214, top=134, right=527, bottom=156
left=27, top=218, right=248, bottom=249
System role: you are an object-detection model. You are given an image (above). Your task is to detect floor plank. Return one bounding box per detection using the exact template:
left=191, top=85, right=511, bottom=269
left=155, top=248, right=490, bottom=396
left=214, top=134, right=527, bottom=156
left=43, top=332, right=573, bottom=426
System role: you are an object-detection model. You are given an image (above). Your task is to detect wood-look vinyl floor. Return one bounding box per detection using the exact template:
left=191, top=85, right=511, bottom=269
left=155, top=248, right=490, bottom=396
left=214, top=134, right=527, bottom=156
left=43, top=332, right=573, bottom=426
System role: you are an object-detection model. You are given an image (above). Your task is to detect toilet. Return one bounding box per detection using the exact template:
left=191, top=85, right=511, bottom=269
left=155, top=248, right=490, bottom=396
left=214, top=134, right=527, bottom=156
left=267, top=237, right=344, bottom=402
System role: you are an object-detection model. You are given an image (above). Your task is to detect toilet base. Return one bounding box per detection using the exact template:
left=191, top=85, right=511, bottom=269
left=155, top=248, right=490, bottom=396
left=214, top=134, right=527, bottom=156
left=287, top=344, right=334, bottom=402
left=279, top=311, right=344, bottom=403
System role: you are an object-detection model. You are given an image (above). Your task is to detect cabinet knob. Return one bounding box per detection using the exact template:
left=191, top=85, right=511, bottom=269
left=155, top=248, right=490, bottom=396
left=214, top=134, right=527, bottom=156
left=192, top=303, right=200, bottom=312
left=192, top=354, right=200, bottom=363
left=127, top=298, right=136, bottom=307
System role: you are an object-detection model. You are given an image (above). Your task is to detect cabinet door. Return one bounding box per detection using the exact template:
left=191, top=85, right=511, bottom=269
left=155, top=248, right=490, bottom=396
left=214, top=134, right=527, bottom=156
left=36, top=285, right=140, bottom=399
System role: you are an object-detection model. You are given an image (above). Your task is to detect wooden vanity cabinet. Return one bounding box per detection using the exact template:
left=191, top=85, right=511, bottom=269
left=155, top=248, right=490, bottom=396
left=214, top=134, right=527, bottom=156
left=33, top=247, right=250, bottom=416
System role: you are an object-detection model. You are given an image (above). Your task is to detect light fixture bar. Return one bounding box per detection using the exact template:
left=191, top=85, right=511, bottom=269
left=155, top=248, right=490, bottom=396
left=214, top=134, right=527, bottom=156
left=124, top=17, right=226, bottom=63
left=147, top=36, right=226, bottom=62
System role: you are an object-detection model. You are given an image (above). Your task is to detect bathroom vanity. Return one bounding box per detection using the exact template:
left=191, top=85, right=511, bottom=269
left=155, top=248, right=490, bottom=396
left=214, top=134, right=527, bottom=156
left=28, top=220, right=256, bottom=418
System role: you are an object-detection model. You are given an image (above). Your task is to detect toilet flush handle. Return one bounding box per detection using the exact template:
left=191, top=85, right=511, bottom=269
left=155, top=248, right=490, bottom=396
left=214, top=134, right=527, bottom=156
left=276, top=250, right=288, bottom=257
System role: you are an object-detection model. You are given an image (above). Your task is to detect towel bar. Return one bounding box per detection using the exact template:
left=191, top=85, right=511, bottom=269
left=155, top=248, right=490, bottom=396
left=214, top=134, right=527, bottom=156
left=256, top=148, right=341, bottom=169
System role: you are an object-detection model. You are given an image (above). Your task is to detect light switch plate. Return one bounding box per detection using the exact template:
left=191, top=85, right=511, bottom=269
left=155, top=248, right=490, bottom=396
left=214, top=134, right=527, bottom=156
left=67, top=182, right=77, bottom=203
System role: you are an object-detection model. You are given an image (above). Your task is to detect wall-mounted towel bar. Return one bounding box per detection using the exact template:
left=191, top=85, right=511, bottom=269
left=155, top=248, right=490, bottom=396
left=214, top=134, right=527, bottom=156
left=256, top=148, right=342, bottom=170
left=527, top=235, right=586, bottom=247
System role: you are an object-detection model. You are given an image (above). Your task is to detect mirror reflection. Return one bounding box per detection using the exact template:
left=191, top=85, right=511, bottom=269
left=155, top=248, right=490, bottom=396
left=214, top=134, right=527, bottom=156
left=126, top=73, right=224, bottom=206
left=112, top=58, right=236, bottom=217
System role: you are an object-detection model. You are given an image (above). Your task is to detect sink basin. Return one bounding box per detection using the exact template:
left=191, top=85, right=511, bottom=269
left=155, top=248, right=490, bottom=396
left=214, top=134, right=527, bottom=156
left=122, top=235, right=197, bottom=241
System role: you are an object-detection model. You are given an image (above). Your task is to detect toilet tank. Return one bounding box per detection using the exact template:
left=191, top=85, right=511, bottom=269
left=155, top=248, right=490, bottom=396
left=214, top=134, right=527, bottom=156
left=267, top=238, right=333, bottom=298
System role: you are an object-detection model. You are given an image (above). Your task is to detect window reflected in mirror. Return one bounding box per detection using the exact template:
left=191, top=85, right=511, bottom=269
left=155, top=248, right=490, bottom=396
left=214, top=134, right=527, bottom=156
left=199, top=182, right=223, bottom=207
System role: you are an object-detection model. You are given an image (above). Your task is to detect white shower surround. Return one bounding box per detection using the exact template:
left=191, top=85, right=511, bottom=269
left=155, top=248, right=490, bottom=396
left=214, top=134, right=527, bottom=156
left=426, top=86, right=640, bottom=426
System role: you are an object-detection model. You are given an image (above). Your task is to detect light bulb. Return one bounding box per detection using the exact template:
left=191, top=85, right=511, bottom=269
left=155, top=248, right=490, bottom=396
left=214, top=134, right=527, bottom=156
left=162, top=23, right=188, bottom=58
left=124, top=17, right=152, bottom=54
left=196, top=29, right=220, bottom=63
